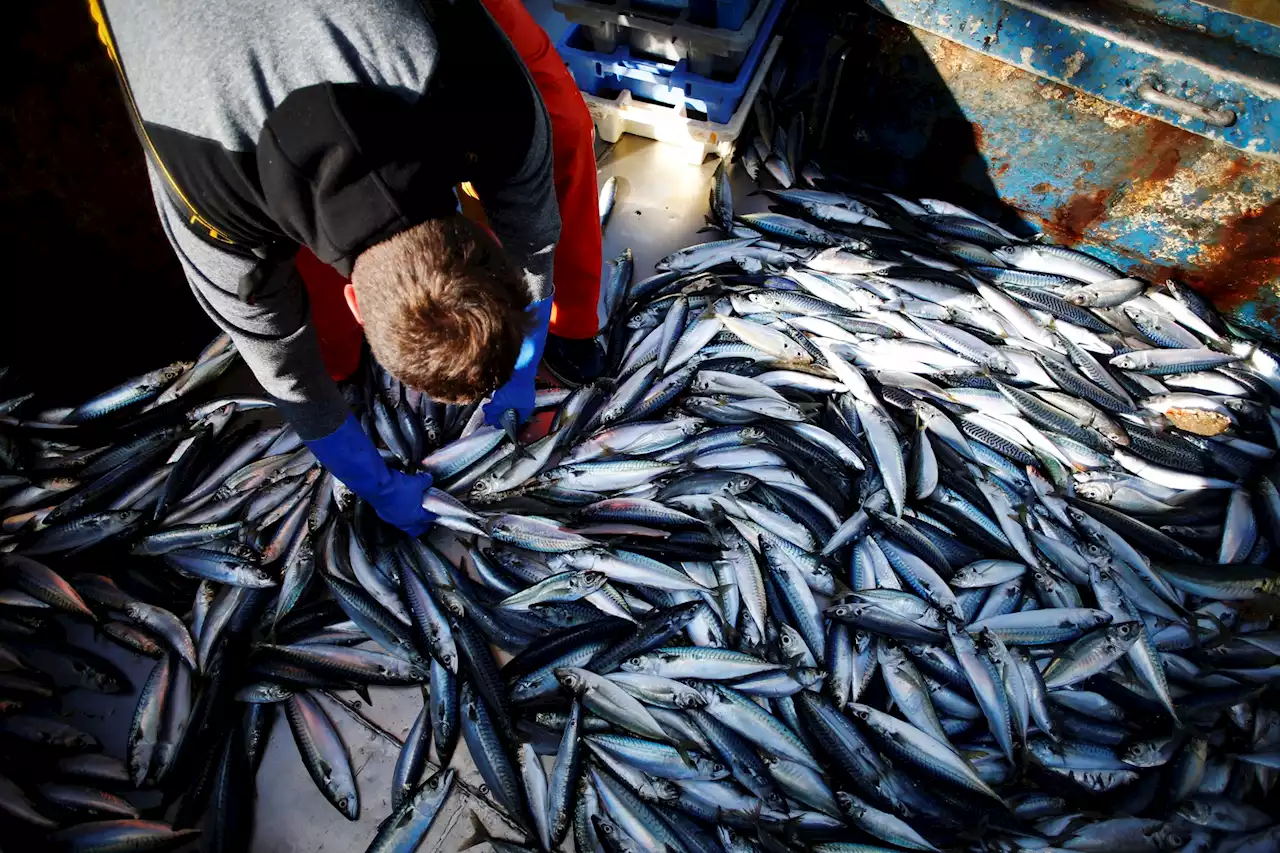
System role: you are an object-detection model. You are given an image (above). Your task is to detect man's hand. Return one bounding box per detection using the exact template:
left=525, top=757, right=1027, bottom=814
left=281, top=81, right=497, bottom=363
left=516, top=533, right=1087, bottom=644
left=303, top=414, right=436, bottom=536
left=483, top=293, right=553, bottom=427
left=370, top=469, right=438, bottom=536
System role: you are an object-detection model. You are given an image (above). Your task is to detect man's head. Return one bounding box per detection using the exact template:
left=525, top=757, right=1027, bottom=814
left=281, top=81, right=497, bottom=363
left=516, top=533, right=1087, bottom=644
left=349, top=216, right=529, bottom=403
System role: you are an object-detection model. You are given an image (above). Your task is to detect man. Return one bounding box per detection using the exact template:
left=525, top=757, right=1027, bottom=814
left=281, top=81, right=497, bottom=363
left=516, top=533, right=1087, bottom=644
left=90, top=0, right=605, bottom=535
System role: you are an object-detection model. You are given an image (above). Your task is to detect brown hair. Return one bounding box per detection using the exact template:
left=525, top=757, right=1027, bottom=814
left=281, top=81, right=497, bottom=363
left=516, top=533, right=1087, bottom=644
left=352, top=216, right=530, bottom=402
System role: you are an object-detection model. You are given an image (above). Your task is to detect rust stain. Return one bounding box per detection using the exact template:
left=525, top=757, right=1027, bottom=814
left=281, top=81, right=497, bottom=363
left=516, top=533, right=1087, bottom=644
left=928, top=35, right=976, bottom=76
left=1042, top=189, right=1111, bottom=245
left=995, top=162, right=1010, bottom=176
left=1221, top=156, right=1261, bottom=184
left=1132, top=121, right=1185, bottom=184
left=971, top=123, right=985, bottom=151
left=1031, top=182, right=1052, bottom=194
left=1038, top=119, right=1202, bottom=250
left=1148, top=146, right=1182, bottom=183
left=1150, top=200, right=1280, bottom=322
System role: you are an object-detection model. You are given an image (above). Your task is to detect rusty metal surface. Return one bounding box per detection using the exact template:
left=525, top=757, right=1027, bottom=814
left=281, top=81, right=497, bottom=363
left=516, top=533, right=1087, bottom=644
left=820, top=10, right=1280, bottom=339
left=921, top=30, right=1280, bottom=336
left=863, top=0, right=1280, bottom=159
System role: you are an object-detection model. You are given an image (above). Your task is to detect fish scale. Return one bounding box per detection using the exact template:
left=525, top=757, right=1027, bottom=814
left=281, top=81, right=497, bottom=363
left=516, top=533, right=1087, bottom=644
left=1004, top=284, right=1113, bottom=333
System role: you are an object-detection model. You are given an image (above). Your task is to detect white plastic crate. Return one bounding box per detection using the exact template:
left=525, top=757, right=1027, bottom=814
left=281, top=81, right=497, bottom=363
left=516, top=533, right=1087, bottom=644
left=583, top=36, right=780, bottom=164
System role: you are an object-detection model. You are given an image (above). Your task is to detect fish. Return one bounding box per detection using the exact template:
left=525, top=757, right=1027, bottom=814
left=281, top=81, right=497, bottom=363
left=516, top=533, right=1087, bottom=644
left=707, top=160, right=733, bottom=233
left=49, top=821, right=202, bottom=852
left=1, top=96, right=1278, bottom=853
left=599, top=175, right=618, bottom=231
left=367, top=769, right=455, bottom=853
left=285, top=691, right=359, bottom=820
left=62, top=361, right=191, bottom=423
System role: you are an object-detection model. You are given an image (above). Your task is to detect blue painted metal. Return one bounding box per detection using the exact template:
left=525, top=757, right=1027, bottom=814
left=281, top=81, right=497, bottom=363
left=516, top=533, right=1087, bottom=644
left=1123, top=0, right=1280, bottom=60
left=863, top=0, right=1280, bottom=159
left=818, top=7, right=1280, bottom=338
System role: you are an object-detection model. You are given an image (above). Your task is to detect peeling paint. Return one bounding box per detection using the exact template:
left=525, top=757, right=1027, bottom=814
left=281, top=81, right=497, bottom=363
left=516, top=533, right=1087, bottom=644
left=1062, top=50, right=1086, bottom=80
left=1107, top=143, right=1268, bottom=268
left=865, top=0, right=1280, bottom=159
left=834, top=12, right=1280, bottom=338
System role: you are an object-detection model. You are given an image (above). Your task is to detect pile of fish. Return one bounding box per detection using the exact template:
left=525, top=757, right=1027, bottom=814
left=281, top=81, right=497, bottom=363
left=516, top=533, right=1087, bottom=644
left=5, top=115, right=1280, bottom=853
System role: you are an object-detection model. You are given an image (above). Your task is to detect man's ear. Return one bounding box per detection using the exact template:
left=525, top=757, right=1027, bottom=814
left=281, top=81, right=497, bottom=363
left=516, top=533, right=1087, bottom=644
left=344, top=283, right=364, bottom=326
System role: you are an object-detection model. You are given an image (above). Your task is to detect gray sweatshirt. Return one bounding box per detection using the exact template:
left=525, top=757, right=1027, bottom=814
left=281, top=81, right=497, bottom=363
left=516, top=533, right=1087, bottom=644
left=102, top=0, right=559, bottom=438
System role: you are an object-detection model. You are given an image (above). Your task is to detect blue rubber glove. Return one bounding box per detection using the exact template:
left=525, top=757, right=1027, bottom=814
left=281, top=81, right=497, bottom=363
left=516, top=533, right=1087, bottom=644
left=304, top=414, right=437, bottom=536
left=484, top=293, right=553, bottom=427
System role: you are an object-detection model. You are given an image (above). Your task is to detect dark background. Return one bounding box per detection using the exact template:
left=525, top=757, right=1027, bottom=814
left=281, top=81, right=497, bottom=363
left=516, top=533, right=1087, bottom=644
left=0, top=1, right=214, bottom=405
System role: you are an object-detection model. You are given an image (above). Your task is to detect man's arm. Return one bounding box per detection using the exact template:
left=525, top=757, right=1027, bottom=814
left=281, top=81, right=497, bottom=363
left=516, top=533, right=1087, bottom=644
left=472, top=98, right=559, bottom=425
left=146, top=168, right=435, bottom=534
left=147, top=166, right=348, bottom=440
left=474, top=100, right=560, bottom=306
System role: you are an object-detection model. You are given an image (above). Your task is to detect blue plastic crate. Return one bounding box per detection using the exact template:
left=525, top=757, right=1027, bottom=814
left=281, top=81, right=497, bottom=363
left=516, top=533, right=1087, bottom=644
left=631, top=0, right=690, bottom=14
left=689, top=0, right=754, bottom=30
left=558, top=0, right=780, bottom=123
left=562, top=0, right=756, bottom=30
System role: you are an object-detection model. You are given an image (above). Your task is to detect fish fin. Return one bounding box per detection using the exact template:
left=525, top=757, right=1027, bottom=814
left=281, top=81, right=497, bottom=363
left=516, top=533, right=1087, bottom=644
left=1191, top=609, right=1231, bottom=650
left=352, top=684, right=373, bottom=705
left=775, top=817, right=811, bottom=850
left=695, top=304, right=721, bottom=322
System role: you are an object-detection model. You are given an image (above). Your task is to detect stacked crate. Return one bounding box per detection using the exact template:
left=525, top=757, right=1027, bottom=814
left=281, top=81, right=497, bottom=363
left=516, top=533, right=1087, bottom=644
left=555, top=0, right=785, bottom=162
